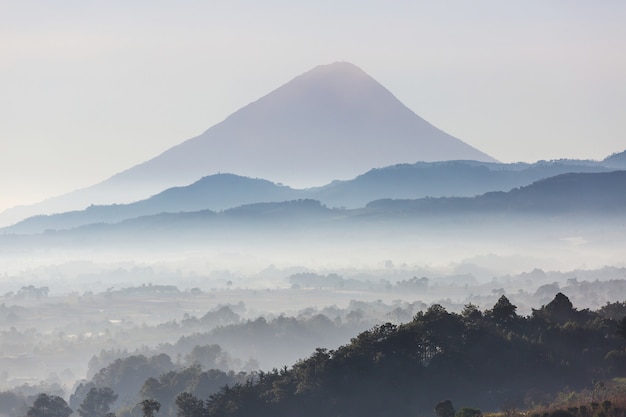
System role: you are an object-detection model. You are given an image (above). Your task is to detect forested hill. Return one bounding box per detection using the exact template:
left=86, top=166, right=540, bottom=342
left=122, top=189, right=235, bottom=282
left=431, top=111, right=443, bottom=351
left=311, top=159, right=614, bottom=209
left=3, top=161, right=620, bottom=235
left=15, top=295, right=626, bottom=417
left=192, top=294, right=626, bottom=417
left=366, top=170, right=626, bottom=216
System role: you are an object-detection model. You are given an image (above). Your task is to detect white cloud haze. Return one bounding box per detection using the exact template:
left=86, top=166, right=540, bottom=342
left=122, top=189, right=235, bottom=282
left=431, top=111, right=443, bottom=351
left=1, top=1, right=626, bottom=211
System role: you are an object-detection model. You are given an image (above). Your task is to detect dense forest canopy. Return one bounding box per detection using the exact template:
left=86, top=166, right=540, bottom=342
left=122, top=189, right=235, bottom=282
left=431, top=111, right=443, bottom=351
left=194, top=293, right=625, bottom=417
left=3, top=293, right=626, bottom=417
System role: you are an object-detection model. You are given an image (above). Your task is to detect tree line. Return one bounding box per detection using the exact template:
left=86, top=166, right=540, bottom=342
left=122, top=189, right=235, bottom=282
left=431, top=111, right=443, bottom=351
left=13, top=294, right=626, bottom=416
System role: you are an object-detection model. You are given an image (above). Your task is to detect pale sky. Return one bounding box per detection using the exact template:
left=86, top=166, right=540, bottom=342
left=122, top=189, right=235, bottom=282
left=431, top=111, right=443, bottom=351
left=2, top=1, right=626, bottom=212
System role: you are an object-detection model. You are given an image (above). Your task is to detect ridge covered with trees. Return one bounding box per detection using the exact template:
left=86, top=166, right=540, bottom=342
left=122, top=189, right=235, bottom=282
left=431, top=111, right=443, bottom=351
left=13, top=293, right=626, bottom=417
left=190, top=293, right=626, bottom=417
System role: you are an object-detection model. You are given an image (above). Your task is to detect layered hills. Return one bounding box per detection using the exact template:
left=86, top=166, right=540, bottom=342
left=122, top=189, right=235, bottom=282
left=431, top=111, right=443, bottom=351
left=366, top=170, right=626, bottom=215
left=3, top=159, right=619, bottom=235
left=4, top=171, right=626, bottom=240
left=3, top=62, right=624, bottom=237
left=603, top=149, right=626, bottom=169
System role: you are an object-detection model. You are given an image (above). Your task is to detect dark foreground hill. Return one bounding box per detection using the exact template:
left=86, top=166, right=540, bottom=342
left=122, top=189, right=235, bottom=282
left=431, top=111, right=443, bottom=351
left=14, top=295, right=626, bottom=417
left=165, top=294, right=626, bottom=416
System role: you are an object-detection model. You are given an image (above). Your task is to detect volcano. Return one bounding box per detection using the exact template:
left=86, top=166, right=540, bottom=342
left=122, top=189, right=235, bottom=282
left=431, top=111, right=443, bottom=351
left=112, top=62, right=495, bottom=189
left=1, top=62, right=496, bottom=225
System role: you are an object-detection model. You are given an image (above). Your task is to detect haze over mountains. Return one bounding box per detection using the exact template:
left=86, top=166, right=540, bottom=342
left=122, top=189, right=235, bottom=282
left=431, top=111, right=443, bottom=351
left=4, top=170, right=626, bottom=241
left=4, top=63, right=626, bottom=417
left=3, top=167, right=625, bottom=285
left=116, top=62, right=495, bottom=187
left=4, top=158, right=624, bottom=235
left=0, top=62, right=495, bottom=226
left=3, top=62, right=625, bottom=234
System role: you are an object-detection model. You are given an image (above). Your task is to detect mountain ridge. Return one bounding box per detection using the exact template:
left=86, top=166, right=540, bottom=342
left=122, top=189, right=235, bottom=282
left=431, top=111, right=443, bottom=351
left=4, top=159, right=620, bottom=234
left=4, top=169, right=626, bottom=237
left=365, top=170, right=626, bottom=215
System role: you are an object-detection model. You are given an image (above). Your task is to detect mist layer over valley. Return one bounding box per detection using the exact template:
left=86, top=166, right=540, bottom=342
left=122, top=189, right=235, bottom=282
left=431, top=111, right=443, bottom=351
left=3, top=63, right=626, bottom=417
left=3, top=169, right=626, bottom=416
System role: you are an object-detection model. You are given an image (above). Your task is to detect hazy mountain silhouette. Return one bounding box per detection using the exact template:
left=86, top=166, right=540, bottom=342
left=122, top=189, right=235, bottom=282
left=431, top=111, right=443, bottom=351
left=5, top=171, right=625, bottom=239
left=3, top=174, right=304, bottom=234
left=603, top=149, right=626, bottom=169
left=114, top=62, right=495, bottom=188
left=0, top=62, right=495, bottom=227
left=310, top=160, right=613, bottom=208
left=366, top=170, right=626, bottom=215
left=2, top=162, right=618, bottom=234
left=91, top=170, right=626, bottom=232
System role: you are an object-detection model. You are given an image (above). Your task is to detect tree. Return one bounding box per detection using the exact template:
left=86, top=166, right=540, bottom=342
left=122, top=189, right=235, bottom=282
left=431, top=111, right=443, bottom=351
left=140, top=399, right=161, bottom=417
left=27, top=394, right=72, bottom=417
left=78, top=387, right=118, bottom=417
left=435, top=400, right=456, bottom=417
left=542, top=293, right=576, bottom=324
left=185, top=344, right=227, bottom=370
left=456, top=407, right=483, bottom=417
left=89, top=354, right=175, bottom=407
left=0, top=391, right=25, bottom=417
left=490, top=295, right=517, bottom=324
left=176, top=392, right=204, bottom=417
left=462, top=303, right=483, bottom=325
left=616, top=316, right=626, bottom=341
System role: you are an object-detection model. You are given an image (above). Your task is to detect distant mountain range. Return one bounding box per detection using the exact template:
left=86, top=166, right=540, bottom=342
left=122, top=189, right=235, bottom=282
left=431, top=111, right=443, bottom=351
left=4, top=157, right=624, bottom=234
left=603, top=149, right=626, bottom=168
left=365, top=170, right=626, bottom=216
left=4, top=170, right=626, bottom=238
left=2, top=61, right=625, bottom=231
left=3, top=175, right=302, bottom=234
left=312, top=158, right=619, bottom=208
left=0, top=62, right=496, bottom=227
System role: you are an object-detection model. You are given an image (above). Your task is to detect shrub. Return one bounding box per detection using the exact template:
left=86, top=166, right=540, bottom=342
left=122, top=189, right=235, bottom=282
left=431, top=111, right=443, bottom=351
left=456, top=407, right=483, bottom=417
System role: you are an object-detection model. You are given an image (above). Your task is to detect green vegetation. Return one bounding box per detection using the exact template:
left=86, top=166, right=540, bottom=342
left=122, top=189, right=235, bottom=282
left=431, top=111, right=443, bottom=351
left=26, top=393, right=72, bottom=417
left=506, top=378, right=626, bottom=417
left=192, top=293, right=626, bottom=416
left=77, top=387, right=117, bottom=417
left=4, top=293, right=626, bottom=417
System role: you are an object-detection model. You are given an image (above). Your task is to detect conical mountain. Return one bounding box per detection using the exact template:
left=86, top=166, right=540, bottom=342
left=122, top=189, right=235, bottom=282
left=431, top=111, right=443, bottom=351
left=1, top=62, right=495, bottom=226
left=111, top=62, right=495, bottom=189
